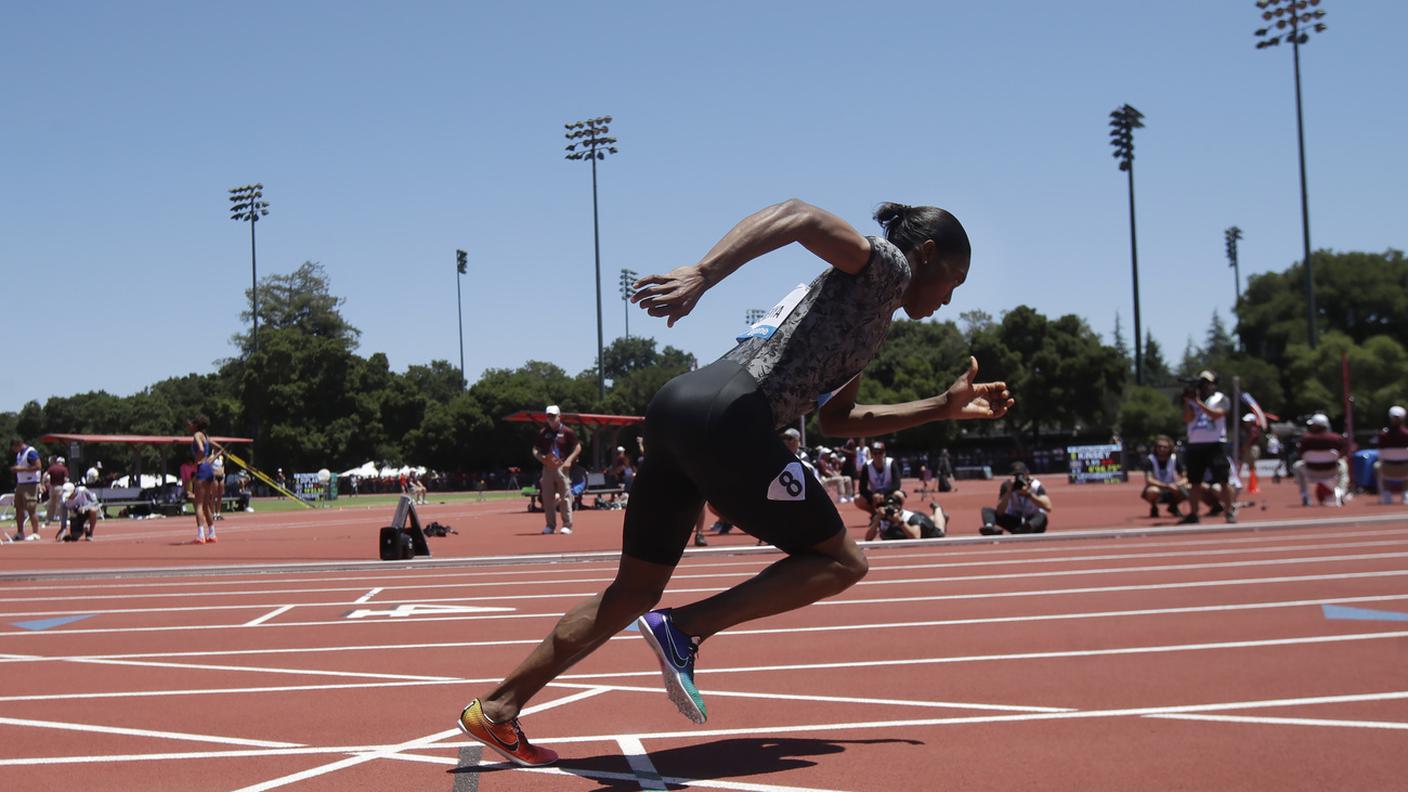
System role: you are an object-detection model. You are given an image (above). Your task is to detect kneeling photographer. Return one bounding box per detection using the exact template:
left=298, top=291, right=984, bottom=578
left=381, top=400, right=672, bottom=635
left=865, top=491, right=947, bottom=540
left=980, top=462, right=1052, bottom=535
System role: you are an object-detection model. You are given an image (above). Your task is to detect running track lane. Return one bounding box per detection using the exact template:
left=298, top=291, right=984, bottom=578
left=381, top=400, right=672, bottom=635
left=1, top=519, right=1406, bottom=790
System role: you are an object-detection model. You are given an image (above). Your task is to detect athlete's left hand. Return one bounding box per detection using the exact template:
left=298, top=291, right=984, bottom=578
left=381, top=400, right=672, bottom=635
left=632, top=265, right=707, bottom=327
left=944, top=357, right=1014, bottom=420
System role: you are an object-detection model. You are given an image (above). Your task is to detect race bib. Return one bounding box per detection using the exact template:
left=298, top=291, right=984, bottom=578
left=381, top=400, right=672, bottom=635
left=737, top=283, right=809, bottom=342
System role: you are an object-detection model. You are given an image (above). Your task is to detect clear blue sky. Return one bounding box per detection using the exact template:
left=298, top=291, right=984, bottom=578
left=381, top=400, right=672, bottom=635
left=4, top=1, right=1404, bottom=412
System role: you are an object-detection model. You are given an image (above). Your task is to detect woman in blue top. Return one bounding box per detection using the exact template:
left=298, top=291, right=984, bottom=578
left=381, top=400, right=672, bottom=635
left=457, top=199, right=1014, bottom=766
left=187, top=415, right=222, bottom=544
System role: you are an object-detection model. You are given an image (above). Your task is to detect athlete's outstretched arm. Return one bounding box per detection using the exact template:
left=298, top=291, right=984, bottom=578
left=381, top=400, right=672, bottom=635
left=819, top=357, right=1013, bottom=438
left=632, top=199, right=871, bottom=327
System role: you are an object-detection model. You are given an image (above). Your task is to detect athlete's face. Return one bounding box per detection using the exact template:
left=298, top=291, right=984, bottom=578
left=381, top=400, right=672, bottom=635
left=903, top=247, right=970, bottom=319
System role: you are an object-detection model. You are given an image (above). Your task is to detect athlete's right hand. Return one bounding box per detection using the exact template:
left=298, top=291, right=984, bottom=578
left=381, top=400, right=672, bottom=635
left=632, top=265, right=707, bottom=327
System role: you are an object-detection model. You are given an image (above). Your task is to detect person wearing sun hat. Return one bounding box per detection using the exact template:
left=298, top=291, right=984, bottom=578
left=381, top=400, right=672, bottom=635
left=1375, top=405, right=1408, bottom=504
left=1293, top=412, right=1349, bottom=506
left=532, top=405, right=580, bottom=535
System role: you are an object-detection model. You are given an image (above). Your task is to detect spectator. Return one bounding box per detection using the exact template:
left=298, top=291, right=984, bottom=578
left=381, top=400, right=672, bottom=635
left=10, top=437, right=43, bottom=541
left=348, top=474, right=359, bottom=497
left=1180, top=370, right=1236, bottom=524
left=1141, top=434, right=1189, bottom=518
left=815, top=449, right=851, bottom=503
left=980, top=462, right=1052, bottom=535
left=211, top=454, right=226, bottom=521
left=1294, top=413, right=1349, bottom=506
left=1376, top=405, right=1408, bottom=505
left=84, top=460, right=102, bottom=485
left=856, top=441, right=902, bottom=518
left=936, top=448, right=956, bottom=492
left=61, top=482, right=99, bottom=541
left=410, top=470, right=428, bottom=505
left=865, top=493, right=947, bottom=540
left=533, top=405, right=580, bottom=535
left=44, top=455, right=69, bottom=527
left=781, top=428, right=816, bottom=478
left=915, top=463, right=933, bottom=494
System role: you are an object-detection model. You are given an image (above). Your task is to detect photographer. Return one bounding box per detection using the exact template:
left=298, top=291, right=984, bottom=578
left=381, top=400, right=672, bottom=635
left=980, top=462, right=1052, bottom=535
left=856, top=441, right=902, bottom=517
left=1180, top=370, right=1235, bottom=524
left=865, top=492, right=947, bottom=540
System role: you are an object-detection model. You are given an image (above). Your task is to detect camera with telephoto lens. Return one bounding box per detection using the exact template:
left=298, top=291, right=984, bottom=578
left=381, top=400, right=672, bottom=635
left=1010, top=473, right=1030, bottom=493
left=1179, top=378, right=1200, bottom=399
left=880, top=494, right=904, bottom=520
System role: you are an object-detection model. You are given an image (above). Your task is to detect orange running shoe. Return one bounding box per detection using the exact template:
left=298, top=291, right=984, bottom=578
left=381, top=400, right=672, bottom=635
left=207, top=534, right=218, bottom=543
left=457, top=699, right=558, bottom=767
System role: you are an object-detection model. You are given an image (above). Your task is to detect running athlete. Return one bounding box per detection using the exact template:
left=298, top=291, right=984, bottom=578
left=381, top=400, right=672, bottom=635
left=457, top=199, right=1013, bottom=766
left=187, top=416, right=222, bottom=544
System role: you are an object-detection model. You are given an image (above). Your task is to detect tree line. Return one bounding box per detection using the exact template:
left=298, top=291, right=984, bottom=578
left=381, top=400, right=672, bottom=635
left=4, top=250, right=1404, bottom=477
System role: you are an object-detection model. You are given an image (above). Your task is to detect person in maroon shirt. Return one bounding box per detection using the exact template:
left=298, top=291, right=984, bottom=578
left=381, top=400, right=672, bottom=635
left=1375, top=405, right=1408, bottom=505
left=533, top=405, right=580, bottom=535
left=1293, top=413, right=1349, bottom=506
left=43, top=456, right=69, bottom=527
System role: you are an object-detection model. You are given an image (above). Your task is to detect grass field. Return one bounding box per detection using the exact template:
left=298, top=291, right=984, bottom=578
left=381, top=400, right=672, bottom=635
left=227, top=489, right=525, bottom=514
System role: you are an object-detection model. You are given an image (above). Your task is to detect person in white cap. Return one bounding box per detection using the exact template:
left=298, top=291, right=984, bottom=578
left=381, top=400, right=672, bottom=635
left=1293, top=413, right=1349, bottom=506
left=60, top=482, right=100, bottom=541
left=1180, top=370, right=1236, bottom=524
left=532, top=405, right=580, bottom=535
left=1375, top=406, right=1408, bottom=504
left=85, top=460, right=102, bottom=486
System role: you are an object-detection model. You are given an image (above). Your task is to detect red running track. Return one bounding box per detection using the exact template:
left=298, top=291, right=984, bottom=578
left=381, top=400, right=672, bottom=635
left=2, top=499, right=1408, bottom=791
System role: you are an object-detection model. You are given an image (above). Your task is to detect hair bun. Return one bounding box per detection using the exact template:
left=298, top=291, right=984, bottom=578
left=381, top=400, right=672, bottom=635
left=873, top=202, right=911, bottom=230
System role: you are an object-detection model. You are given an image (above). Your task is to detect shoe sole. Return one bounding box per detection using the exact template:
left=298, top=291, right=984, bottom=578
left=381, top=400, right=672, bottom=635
left=635, top=614, right=707, bottom=724
left=456, top=707, right=553, bottom=767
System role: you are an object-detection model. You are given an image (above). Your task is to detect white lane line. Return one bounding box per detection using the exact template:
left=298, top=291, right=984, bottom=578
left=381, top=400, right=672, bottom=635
left=353, top=587, right=382, bottom=604
left=243, top=605, right=294, bottom=627
left=4, top=523, right=1396, bottom=597
left=1146, top=713, right=1408, bottom=730
left=6, top=690, right=1405, bottom=769
left=0, top=715, right=303, bottom=749
left=71, top=656, right=458, bottom=682
left=7, top=533, right=1405, bottom=606
left=4, top=629, right=1406, bottom=705
left=230, top=686, right=611, bottom=792
left=545, top=682, right=1074, bottom=713
left=616, top=736, right=667, bottom=790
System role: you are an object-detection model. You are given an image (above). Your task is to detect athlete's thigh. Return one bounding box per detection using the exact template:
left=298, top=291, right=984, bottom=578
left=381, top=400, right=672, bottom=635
left=621, top=452, right=704, bottom=567
left=702, top=433, right=845, bottom=556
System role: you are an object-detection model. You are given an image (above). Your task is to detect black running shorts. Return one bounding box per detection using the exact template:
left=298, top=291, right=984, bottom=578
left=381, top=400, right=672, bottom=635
left=622, top=360, right=846, bottom=566
left=1184, top=442, right=1229, bottom=485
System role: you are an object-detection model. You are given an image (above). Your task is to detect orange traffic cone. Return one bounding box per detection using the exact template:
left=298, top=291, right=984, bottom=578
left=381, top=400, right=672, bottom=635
left=1247, top=465, right=1260, bottom=495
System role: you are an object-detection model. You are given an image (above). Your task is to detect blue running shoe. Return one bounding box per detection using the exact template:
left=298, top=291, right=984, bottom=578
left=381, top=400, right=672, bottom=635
left=635, top=608, right=707, bottom=723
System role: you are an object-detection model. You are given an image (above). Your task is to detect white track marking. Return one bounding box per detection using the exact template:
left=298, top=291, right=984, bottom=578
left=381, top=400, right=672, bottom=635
left=3, top=523, right=1397, bottom=596
left=229, top=686, right=609, bottom=792
left=6, top=566, right=1408, bottom=624
left=0, top=715, right=303, bottom=748
left=6, top=533, right=1405, bottom=605
left=5, top=690, right=1406, bottom=769
left=243, top=605, right=293, bottom=627
left=70, top=656, right=459, bottom=682
left=1146, top=713, right=1408, bottom=730
left=352, top=587, right=382, bottom=603
left=5, top=589, right=1407, bottom=666
left=616, top=736, right=667, bottom=790
left=4, top=629, right=1406, bottom=705
left=545, top=682, right=1074, bottom=713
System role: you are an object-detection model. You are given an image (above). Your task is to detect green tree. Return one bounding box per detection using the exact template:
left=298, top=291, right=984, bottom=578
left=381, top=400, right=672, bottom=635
left=1206, top=311, right=1236, bottom=360
left=1118, top=385, right=1184, bottom=447
left=1144, top=333, right=1173, bottom=388
left=232, top=262, right=362, bottom=356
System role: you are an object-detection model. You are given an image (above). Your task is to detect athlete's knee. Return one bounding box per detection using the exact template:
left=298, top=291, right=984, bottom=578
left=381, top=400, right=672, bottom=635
left=832, top=544, right=869, bottom=585
left=603, top=576, right=666, bottom=614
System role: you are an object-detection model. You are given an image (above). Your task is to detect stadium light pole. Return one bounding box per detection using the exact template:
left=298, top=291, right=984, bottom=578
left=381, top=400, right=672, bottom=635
left=1253, top=0, right=1326, bottom=348
left=228, top=184, right=269, bottom=355
left=564, top=115, right=618, bottom=401
left=1225, top=226, right=1243, bottom=304
left=619, top=268, right=638, bottom=340
left=456, top=249, right=468, bottom=388
left=1109, top=104, right=1145, bottom=386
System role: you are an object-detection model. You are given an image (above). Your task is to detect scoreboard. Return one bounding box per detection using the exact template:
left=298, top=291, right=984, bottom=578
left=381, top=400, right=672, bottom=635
left=1067, top=443, right=1126, bottom=484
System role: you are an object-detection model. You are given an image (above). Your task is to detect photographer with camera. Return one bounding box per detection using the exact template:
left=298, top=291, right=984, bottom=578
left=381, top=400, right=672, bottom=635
left=980, top=461, right=1052, bottom=535
left=865, top=491, right=947, bottom=540
left=1179, top=370, right=1235, bottom=524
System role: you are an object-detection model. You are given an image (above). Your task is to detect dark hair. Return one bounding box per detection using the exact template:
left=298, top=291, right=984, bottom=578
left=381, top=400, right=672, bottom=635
left=1010, top=461, right=1029, bottom=475
left=874, top=203, right=971, bottom=260
left=190, top=415, right=210, bottom=432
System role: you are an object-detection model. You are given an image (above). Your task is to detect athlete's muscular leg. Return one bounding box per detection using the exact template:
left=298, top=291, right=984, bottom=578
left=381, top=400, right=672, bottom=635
left=669, top=531, right=868, bottom=641
left=481, top=555, right=674, bottom=722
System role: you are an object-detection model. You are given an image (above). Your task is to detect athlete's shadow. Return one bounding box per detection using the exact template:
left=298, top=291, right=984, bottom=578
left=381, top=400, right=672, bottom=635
left=455, top=737, right=922, bottom=788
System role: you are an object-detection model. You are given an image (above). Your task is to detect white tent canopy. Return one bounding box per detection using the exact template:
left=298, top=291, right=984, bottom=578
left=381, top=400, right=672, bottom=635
left=110, top=474, right=180, bottom=488
left=340, top=462, right=379, bottom=478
